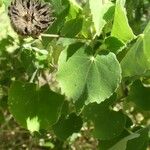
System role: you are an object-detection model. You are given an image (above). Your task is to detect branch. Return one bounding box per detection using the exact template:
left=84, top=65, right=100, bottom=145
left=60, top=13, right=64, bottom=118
left=40, top=33, right=59, bottom=38
left=40, top=33, right=91, bottom=41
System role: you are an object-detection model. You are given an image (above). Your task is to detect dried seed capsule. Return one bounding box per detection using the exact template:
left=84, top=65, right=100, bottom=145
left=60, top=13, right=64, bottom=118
left=8, top=0, right=55, bottom=38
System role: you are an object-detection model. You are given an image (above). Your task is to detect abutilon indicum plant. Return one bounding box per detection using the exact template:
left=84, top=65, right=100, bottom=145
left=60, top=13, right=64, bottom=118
left=0, top=0, right=150, bottom=149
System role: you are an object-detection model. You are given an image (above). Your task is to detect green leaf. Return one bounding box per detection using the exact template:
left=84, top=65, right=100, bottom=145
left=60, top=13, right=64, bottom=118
left=121, top=37, right=147, bottom=78
left=104, top=36, right=125, bottom=53
left=48, top=0, right=70, bottom=16
left=89, top=0, right=113, bottom=36
left=67, top=0, right=82, bottom=20
left=121, top=21, right=150, bottom=78
left=111, top=0, right=135, bottom=43
left=109, top=133, right=139, bottom=150
left=53, top=113, right=83, bottom=140
left=83, top=101, right=126, bottom=140
left=109, top=128, right=149, bottom=150
left=69, top=0, right=82, bottom=11
left=0, top=110, right=4, bottom=124
left=126, top=128, right=149, bottom=150
left=143, top=21, right=150, bottom=61
left=2, top=0, right=10, bottom=8
left=0, top=0, right=2, bottom=7
left=99, top=130, right=130, bottom=150
left=127, top=80, right=150, bottom=111
left=44, top=0, right=70, bottom=35
left=57, top=43, right=121, bottom=104
left=20, top=49, right=36, bottom=75
left=61, top=17, right=83, bottom=38
left=8, top=81, right=64, bottom=132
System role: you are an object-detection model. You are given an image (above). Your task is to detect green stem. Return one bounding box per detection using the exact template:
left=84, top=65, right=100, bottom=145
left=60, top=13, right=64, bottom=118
left=30, top=68, right=39, bottom=83
left=40, top=33, right=59, bottom=38
left=40, top=33, right=91, bottom=41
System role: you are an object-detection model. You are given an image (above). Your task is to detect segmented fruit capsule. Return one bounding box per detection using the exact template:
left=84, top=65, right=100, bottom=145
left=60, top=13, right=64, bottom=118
left=8, top=0, right=55, bottom=37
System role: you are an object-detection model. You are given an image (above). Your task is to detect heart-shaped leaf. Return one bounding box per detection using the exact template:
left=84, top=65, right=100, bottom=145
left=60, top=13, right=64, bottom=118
left=57, top=43, right=121, bottom=104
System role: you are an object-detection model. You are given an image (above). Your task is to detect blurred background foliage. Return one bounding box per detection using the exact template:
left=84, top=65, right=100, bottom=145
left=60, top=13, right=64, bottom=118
left=0, top=0, right=150, bottom=149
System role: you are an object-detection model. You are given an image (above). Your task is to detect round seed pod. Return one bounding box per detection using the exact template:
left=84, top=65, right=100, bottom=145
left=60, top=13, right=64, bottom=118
left=8, top=0, right=55, bottom=38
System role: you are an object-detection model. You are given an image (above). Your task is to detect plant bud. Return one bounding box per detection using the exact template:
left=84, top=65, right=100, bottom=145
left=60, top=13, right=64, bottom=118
left=8, top=0, right=55, bottom=37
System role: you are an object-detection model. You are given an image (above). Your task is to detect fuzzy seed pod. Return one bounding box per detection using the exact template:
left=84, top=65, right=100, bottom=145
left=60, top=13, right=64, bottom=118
left=8, top=0, right=55, bottom=37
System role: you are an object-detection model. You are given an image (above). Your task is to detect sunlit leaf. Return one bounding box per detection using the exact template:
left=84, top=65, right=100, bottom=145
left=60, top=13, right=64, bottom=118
left=89, top=0, right=113, bottom=36
left=111, top=0, right=135, bottom=43
left=57, top=43, right=121, bottom=104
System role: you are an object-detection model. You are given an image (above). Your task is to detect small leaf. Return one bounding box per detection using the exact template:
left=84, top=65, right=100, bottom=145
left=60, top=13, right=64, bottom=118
left=111, top=0, right=135, bottom=43
left=109, top=133, right=139, bottom=150
left=83, top=101, right=126, bottom=140
left=127, top=80, right=150, bottom=111
left=53, top=113, right=83, bottom=140
left=61, top=17, right=83, bottom=38
left=126, top=128, right=149, bottom=150
left=121, top=21, right=150, bottom=78
left=57, top=43, right=121, bottom=104
left=49, top=0, right=70, bottom=16
left=44, top=0, right=70, bottom=35
left=89, top=0, right=113, bottom=36
left=8, top=81, right=64, bottom=132
left=109, top=128, right=149, bottom=150
left=67, top=0, right=82, bottom=20
left=104, top=36, right=125, bottom=53
left=99, top=130, right=130, bottom=150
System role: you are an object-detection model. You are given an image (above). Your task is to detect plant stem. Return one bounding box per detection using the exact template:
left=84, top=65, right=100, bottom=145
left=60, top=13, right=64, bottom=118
left=30, top=68, right=39, bottom=83
left=40, top=33, right=91, bottom=41
left=41, top=33, right=59, bottom=38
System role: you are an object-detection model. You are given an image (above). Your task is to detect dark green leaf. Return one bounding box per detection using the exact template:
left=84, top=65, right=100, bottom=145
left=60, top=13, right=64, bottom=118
left=61, top=17, right=83, bottom=38
left=8, top=81, right=64, bottom=132
left=53, top=113, right=83, bottom=140
left=104, top=36, right=125, bottom=53
left=126, top=128, right=149, bottom=150
left=0, top=110, right=4, bottom=124
left=83, top=101, right=126, bottom=140
left=128, top=80, right=150, bottom=110
left=99, top=130, right=130, bottom=150
left=109, top=128, right=149, bottom=150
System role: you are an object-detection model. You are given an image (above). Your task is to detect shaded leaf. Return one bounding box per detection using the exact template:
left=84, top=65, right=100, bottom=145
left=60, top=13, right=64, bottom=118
left=83, top=100, right=126, bottom=140
left=0, top=111, right=4, bottom=124
left=99, top=130, right=130, bottom=150
left=8, top=81, right=64, bottom=132
left=104, top=36, right=125, bottom=53
left=53, top=113, right=82, bottom=140
left=128, top=80, right=150, bottom=110
left=61, top=17, right=83, bottom=38
left=109, top=128, right=149, bottom=150
left=121, top=21, right=150, bottom=78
